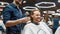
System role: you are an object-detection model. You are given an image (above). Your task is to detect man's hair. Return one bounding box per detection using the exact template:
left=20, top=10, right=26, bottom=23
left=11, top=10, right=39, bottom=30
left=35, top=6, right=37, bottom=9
left=30, top=9, right=40, bottom=15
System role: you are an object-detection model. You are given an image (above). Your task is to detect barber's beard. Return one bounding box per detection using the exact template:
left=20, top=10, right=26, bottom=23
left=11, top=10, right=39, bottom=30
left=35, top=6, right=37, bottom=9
left=15, top=1, right=22, bottom=5
left=15, top=1, right=19, bottom=5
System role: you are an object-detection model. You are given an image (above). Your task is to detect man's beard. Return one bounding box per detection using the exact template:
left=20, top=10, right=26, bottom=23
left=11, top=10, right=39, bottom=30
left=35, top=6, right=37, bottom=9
left=15, top=1, right=20, bottom=5
left=15, top=0, right=22, bottom=5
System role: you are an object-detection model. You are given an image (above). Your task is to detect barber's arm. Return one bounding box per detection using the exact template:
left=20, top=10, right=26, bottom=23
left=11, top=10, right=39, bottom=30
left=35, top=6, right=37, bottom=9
left=3, top=7, right=30, bottom=27
left=5, top=17, right=30, bottom=27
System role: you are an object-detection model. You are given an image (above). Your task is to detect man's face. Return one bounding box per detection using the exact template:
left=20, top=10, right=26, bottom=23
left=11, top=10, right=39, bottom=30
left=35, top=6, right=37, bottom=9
left=15, top=0, right=22, bottom=5
left=31, top=11, right=41, bottom=22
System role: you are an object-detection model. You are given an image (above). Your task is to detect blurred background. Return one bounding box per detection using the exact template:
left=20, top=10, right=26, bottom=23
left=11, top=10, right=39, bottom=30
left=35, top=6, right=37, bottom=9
left=0, top=0, right=60, bottom=34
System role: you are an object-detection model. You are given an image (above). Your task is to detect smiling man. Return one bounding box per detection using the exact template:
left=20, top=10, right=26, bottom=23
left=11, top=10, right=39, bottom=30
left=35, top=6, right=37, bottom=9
left=23, top=9, right=52, bottom=34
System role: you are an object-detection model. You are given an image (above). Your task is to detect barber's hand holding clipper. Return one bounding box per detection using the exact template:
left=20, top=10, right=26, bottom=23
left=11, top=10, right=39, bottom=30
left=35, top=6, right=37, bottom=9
left=21, top=17, right=30, bottom=23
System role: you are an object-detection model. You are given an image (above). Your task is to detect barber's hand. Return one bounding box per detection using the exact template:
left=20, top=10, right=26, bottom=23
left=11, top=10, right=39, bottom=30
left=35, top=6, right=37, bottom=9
left=22, top=17, right=30, bottom=23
